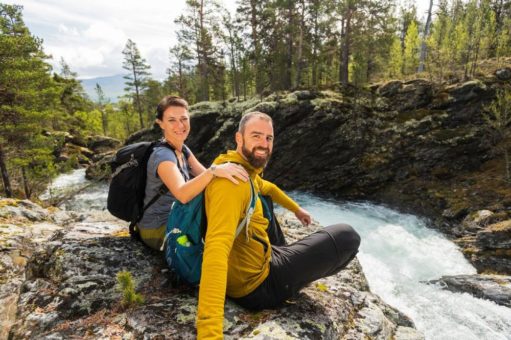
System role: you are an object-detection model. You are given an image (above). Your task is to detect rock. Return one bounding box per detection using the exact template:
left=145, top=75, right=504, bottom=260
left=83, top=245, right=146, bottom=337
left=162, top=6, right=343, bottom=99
left=455, top=210, right=495, bottom=235
left=429, top=274, right=511, bottom=308
left=379, top=79, right=433, bottom=111
left=495, top=67, right=511, bottom=81
left=377, top=80, right=403, bottom=97
left=472, top=255, right=511, bottom=276
left=85, top=151, right=114, bottom=181
left=87, top=136, right=122, bottom=154
left=0, top=199, right=50, bottom=222
left=445, top=80, right=488, bottom=104
left=4, top=202, right=422, bottom=339
left=0, top=200, right=69, bottom=340
left=476, top=220, right=511, bottom=249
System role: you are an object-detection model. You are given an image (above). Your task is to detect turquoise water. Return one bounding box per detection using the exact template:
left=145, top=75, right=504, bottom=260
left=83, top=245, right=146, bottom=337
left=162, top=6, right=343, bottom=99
left=291, top=192, right=511, bottom=340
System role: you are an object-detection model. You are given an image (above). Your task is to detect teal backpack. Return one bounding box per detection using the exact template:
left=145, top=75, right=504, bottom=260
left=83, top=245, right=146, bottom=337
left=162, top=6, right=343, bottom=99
left=163, top=179, right=257, bottom=286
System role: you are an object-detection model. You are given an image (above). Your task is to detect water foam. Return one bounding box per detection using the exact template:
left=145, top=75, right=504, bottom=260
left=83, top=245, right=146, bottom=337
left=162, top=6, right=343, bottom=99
left=291, top=193, right=511, bottom=340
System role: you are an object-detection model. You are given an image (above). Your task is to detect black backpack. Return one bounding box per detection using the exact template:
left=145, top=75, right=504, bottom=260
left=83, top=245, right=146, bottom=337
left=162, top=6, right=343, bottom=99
left=107, top=141, right=178, bottom=234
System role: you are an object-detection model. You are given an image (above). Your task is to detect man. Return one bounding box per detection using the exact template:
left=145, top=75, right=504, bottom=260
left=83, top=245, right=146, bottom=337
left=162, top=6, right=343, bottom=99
left=197, top=112, right=361, bottom=339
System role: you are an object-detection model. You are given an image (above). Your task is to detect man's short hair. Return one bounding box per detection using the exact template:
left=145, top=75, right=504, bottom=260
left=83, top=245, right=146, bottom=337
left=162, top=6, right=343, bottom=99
left=238, top=111, right=273, bottom=134
left=156, top=96, right=189, bottom=119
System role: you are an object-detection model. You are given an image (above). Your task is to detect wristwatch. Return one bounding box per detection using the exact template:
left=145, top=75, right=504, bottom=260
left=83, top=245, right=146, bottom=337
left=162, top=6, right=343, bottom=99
left=210, top=164, right=217, bottom=177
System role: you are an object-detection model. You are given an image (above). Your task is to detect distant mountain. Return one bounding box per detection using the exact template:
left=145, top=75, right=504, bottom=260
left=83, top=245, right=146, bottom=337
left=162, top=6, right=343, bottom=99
left=80, top=74, right=126, bottom=103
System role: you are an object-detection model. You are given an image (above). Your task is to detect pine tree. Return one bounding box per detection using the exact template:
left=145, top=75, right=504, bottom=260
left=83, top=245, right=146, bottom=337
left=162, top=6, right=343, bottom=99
left=0, top=4, right=58, bottom=198
left=175, top=0, right=224, bottom=102
left=426, top=0, right=453, bottom=82
left=403, top=20, right=420, bottom=74
left=122, top=39, right=151, bottom=129
left=167, top=44, right=193, bottom=99
left=54, top=58, right=92, bottom=116
left=389, top=35, right=404, bottom=78
left=496, top=16, right=511, bottom=62
left=95, top=83, right=108, bottom=135
left=237, top=0, right=268, bottom=94
left=418, top=0, right=434, bottom=72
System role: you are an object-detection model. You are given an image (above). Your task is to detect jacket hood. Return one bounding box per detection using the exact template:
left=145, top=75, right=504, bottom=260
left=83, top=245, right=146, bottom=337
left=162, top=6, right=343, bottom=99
left=213, top=150, right=263, bottom=176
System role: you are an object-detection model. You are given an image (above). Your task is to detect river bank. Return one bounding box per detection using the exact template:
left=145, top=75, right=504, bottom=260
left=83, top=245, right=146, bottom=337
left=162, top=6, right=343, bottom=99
left=0, top=191, right=423, bottom=339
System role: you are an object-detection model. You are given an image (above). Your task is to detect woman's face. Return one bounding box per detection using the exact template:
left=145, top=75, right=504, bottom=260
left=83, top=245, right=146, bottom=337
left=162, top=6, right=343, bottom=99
left=157, top=106, right=190, bottom=144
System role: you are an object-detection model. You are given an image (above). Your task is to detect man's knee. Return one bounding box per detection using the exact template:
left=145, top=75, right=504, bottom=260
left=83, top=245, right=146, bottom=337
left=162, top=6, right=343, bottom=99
left=325, top=223, right=361, bottom=251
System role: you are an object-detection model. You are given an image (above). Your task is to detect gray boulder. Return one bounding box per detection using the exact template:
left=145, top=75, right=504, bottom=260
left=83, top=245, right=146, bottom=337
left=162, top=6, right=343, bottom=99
left=495, top=67, right=511, bottom=81
left=429, top=274, right=511, bottom=308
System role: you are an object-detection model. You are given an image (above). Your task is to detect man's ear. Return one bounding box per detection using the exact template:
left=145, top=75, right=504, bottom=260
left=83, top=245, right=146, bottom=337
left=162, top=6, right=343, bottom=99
left=235, top=131, right=242, bottom=146
left=155, top=119, right=163, bottom=129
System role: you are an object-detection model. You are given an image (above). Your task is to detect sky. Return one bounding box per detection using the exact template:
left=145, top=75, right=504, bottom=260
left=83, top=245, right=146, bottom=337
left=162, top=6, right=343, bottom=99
left=4, top=0, right=433, bottom=80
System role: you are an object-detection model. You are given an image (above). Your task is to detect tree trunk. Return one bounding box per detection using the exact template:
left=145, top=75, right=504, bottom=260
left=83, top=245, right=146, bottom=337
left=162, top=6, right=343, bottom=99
left=0, top=143, right=13, bottom=197
left=489, top=0, right=504, bottom=57
left=101, top=109, right=108, bottom=135
left=199, top=0, right=210, bottom=101
left=295, top=0, right=306, bottom=88
left=418, top=0, right=434, bottom=73
left=250, top=0, right=263, bottom=94
left=178, top=59, right=185, bottom=98
left=505, top=148, right=510, bottom=183
left=311, top=0, right=320, bottom=87
left=124, top=107, right=132, bottom=135
left=21, top=166, right=30, bottom=199
left=132, top=65, right=144, bottom=129
left=228, top=31, right=240, bottom=99
left=286, top=1, right=294, bottom=89
left=339, top=6, right=352, bottom=86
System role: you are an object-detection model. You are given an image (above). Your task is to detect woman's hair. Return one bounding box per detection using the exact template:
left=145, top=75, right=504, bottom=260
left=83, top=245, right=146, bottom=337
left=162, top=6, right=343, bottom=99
left=156, top=96, right=189, bottom=120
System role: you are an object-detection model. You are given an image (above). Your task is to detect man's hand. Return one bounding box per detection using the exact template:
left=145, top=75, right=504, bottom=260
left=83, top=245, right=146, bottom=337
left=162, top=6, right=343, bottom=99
left=295, top=207, right=312, bottom=226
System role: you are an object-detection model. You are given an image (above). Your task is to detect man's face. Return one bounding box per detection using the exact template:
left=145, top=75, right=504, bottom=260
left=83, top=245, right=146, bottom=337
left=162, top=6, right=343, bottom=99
left=236, top=117, right=274, bottom=168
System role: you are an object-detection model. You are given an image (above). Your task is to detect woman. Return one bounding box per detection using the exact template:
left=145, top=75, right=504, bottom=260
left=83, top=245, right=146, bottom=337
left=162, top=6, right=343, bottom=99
left=137, top=96, right=248, bottom=250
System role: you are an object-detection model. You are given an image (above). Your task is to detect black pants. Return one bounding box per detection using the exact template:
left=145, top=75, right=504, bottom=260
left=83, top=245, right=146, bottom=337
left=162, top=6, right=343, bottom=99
left=232, top=223, right=361, bottom=310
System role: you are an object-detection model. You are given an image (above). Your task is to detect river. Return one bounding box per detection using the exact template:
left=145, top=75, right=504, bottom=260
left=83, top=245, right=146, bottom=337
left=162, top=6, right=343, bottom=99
left=44, top=170, right=511, bottom=340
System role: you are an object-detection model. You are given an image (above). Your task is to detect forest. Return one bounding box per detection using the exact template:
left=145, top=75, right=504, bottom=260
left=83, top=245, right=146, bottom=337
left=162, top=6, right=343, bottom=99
left=0, top=0, right=510, bottom=198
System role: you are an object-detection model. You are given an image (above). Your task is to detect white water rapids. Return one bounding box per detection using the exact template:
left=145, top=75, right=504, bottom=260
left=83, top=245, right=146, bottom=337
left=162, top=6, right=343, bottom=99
left=43, top=170, right=511, bottom=339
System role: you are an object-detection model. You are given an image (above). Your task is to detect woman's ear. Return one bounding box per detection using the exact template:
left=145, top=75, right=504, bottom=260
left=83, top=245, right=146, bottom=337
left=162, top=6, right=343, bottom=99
left=155, top=119, right=163, bottom=129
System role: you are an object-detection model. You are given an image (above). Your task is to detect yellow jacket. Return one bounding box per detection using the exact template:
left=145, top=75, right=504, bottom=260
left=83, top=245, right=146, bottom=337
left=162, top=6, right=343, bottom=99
left=196, top=150, right=300, bottom=339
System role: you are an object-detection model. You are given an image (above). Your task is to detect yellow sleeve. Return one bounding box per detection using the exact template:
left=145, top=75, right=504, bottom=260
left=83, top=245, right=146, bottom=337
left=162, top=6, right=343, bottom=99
left=257, top=177, right=300, bottom=213
left=197, top=178, right=250, bottom=340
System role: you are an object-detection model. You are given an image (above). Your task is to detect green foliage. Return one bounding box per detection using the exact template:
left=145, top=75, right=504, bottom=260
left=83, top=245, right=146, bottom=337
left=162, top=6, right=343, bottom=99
left=389, top=36, right=404, bottom=78
left=484, top=86, right=511, bottom=183
left=74, top=110, right=103, bottom=135
left=0, top=4, right=60, bottom=197
left=484, top=87, right=511, bottom=134
left=116, top=271, right=144, bottom=307
left=403, top=21, right=420, bottom=74
left=122, top=38, right=151, bottom=129
left=496, top=17, right=511, bottom=62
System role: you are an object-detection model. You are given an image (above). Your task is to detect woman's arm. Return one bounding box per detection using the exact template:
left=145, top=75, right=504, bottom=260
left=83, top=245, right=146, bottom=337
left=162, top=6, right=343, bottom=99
left=187, top=151, right=207, bottom=177
left=158, top=158, right=248, bottom=204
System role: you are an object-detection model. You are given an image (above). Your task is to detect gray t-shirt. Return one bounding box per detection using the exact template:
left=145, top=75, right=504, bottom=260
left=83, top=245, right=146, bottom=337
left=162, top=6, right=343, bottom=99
left=138, top=145, right=191, bottom=230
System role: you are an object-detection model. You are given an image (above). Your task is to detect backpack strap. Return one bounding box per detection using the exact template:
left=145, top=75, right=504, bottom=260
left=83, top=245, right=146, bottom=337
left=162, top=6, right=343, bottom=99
left=234, top=178, right=256, bottom=239
left=129, top=141, right=188, bottom=237
left=141, top=141, right=188, bottom=212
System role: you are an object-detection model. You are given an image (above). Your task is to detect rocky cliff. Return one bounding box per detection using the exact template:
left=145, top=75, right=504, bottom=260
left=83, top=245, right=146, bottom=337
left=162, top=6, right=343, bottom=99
left=0, top=198, right=423, bottom=339
left=117, top=64, right=511, bottom=276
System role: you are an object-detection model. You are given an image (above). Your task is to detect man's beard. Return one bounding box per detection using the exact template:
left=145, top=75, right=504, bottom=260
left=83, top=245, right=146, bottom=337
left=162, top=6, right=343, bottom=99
left=241, top=142, right=271, bottom=168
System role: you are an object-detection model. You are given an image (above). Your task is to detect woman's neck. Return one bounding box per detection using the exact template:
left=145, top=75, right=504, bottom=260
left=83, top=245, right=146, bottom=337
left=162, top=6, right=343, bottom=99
left=164, top=137, right=183, bottom=152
